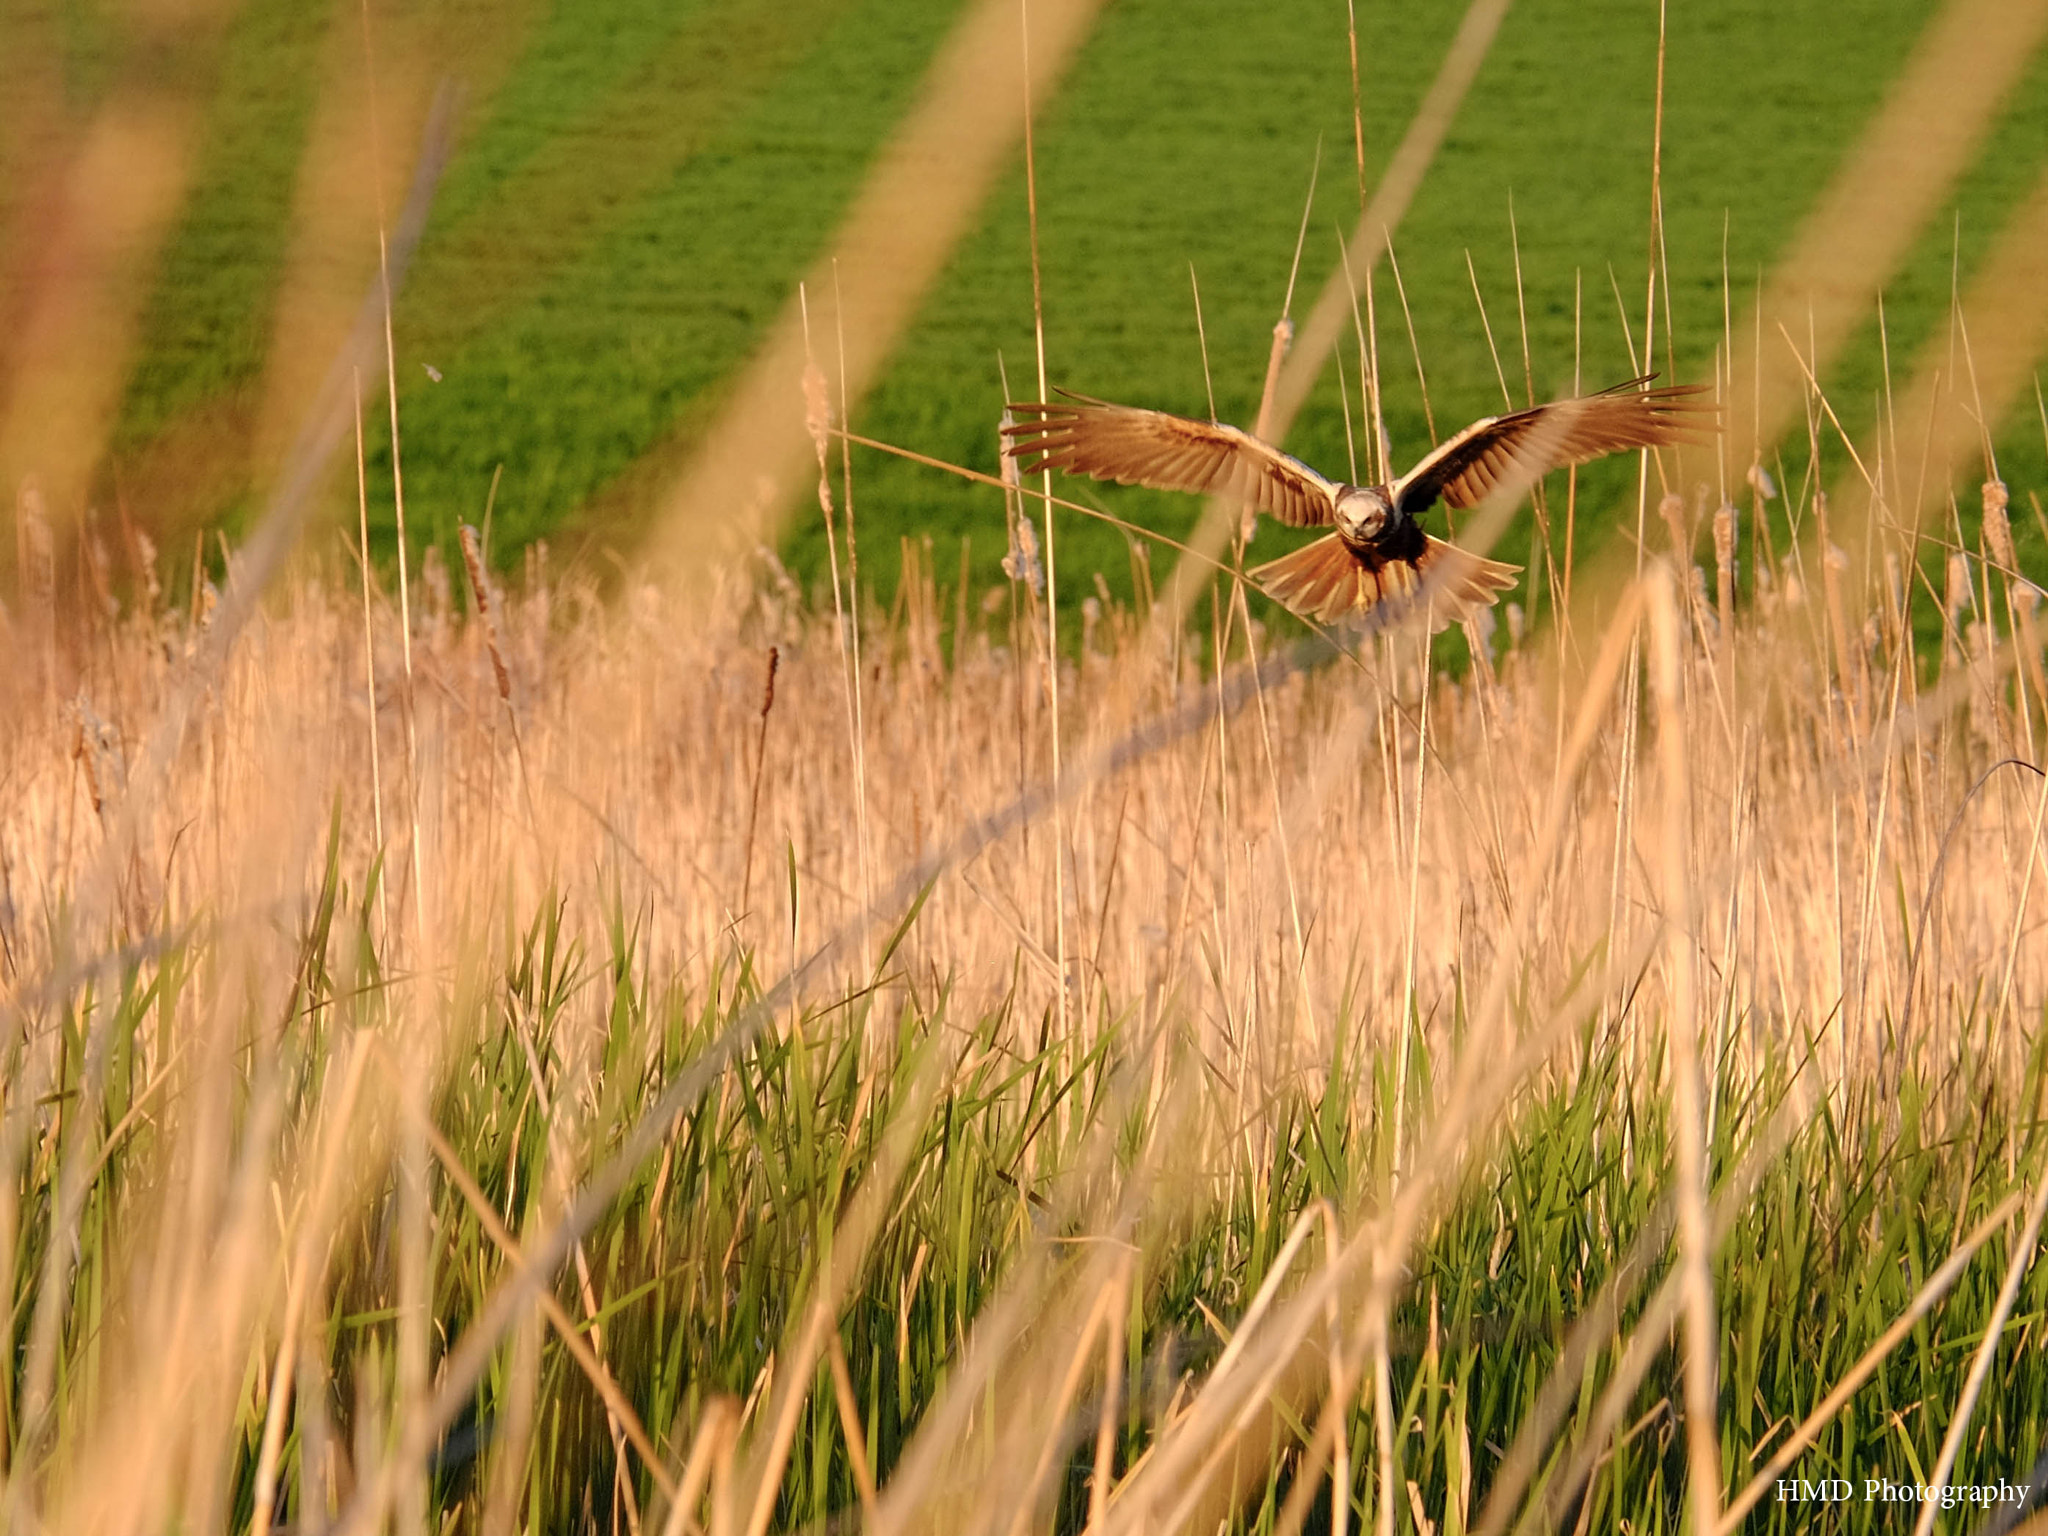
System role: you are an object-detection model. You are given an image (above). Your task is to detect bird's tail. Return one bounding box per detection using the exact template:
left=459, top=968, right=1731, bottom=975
left=1250, top=534, right=1519, bottom=633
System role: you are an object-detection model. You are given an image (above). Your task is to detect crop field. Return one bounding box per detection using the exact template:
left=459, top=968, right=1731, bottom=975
left=7, top=2, right=2048, bottom=1535
left=6, top=0, right=2043, bottom=594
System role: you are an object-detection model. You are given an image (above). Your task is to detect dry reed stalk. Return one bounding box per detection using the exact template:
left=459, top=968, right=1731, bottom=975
left=1391, top=618, right=1431, bottom=1177
left=657, top=1397, right=739, bottom=1536
left=353, top=371, right=391, bottom=942
left=826, top=1333, right=882, bottom=1526
left=1814, top=494, right=1867, bottom=731
left=1509, top=202, right=1563, bottom=634
left=1228, top=581, right=1316, bottom=1045
left=709, top=1405, right=739, bottom=1536
left=829, top=266, right=879, bottom=979
left=1647, top=564, right=1724, bottom=1536
left=1017, top=0, right=1071, bottom=1040
left=458, top=522, right=512, bottom=705
left=739, top=646, right=779, bottom=920
left=1713, top=501, right=1737, bottom=666
left=1189, top=264, right=1219, bottom=427
left=801, top=285, right=876, bottom=975
left=456, top=518, right=546, bottom=855
left=358, top=0, right=429, bottom=974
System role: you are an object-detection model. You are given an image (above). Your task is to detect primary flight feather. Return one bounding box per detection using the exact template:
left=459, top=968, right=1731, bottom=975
left=1003, top=377, right=1716, bottom=630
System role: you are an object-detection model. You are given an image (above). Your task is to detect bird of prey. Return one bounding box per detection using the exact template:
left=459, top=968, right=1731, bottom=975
left=1002, top=377, right=1715, bottom=630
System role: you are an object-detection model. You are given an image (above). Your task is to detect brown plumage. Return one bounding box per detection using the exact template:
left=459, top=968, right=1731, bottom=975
left=1250, top=525, right=1521, bottom=631
left=1003, top=377, right=1716, bottom=630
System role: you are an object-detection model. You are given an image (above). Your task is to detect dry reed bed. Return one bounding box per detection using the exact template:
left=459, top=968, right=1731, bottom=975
left=0, top=470, right=2045, bottom=1534
left=3, top=499, right=2044, bottom=1098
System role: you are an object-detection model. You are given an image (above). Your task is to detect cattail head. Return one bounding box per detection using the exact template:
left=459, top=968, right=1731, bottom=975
left=996, top=407, right=1038, bottom=595
left=1659, top=492, right=1688, bottom=560
left=1002, top=507, right=1044, bottom=597
left=457, top=524, right=493, bottom=620
left=997, top=409, right=1022, bottom=493
left=1983, top=479, right=2016, bottom=571
left=1712, top=503, right=1737, bottom=573
left=803, top=360, right=833, bottom=469
left=458, top=523, right=512, bottom=703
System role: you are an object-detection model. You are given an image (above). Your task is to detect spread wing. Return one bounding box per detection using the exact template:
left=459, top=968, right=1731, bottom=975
left=1392, top=378, right=1717, bottom=515
left=1003, top=395, right=1340, bottom=528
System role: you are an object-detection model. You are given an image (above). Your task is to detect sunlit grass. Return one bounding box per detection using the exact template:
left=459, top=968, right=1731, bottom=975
left=4, top=442, right=2048, bottom=1529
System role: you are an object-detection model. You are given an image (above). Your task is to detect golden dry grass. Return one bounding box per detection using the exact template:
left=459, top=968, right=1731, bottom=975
left=3, top=438, right=2048, bottom=1531
left=7, top=479, right=2045, bottom=1078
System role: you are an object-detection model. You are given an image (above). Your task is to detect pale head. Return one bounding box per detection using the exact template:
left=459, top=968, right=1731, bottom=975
left=1334, top=485, right=1393, bottom=544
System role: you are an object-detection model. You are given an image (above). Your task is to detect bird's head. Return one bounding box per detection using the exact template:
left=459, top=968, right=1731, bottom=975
left=1334, top=485, right=1394, bottom=544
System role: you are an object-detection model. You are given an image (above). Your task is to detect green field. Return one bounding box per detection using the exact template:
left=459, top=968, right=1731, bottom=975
left=39, top=0, right=2048, bottom=601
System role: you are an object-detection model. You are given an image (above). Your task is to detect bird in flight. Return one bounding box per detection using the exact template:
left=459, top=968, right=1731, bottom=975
left=1002, top=378, right=1715, bottom=630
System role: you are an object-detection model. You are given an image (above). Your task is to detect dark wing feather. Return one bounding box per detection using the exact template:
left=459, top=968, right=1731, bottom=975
left=1003, top=395, right=1339, bottom=527
left=1392, top=378, right=1718, bottom=515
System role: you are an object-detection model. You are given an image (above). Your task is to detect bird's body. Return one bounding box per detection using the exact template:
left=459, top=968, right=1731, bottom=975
left=1002, top=378, right=1715, bottom=629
